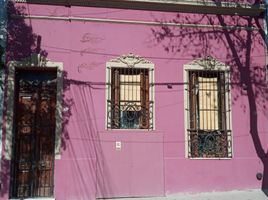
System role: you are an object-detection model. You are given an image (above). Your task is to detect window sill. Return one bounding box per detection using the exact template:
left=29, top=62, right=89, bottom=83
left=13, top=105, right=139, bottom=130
left=99, top=130, right=163, bottom=135
left=10, top=198, right=55, bottom=200
left=188, top=157, right=232, bottom=160
left=106, top=128, right=154, bottom=131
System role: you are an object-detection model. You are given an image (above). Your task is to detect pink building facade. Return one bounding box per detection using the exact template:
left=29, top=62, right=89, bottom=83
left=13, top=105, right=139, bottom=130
left=1, top=0, right=268, bottom=199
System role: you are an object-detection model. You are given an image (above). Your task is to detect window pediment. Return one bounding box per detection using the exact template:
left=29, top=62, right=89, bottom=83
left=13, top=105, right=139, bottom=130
left=108, top=53, right=153, bottom=68
left=185, top=56, right=229, bottom=71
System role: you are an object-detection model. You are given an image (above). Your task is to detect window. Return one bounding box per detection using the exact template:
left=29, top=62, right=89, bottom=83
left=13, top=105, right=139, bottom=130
left=106, top=53, right=154, bottom=130
left=184, top=57, right=232, bottom=158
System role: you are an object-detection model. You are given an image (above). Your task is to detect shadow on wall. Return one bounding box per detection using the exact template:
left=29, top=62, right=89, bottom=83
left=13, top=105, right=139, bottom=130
left=2, top=0, right=268, bottom=198
left=1, top=1, right=42, bottom=197
left=0, top=45, right=4, bottom=89
left=0, top=1, right=73, bottom=198
left=1, top=2, right=113, bottom=199
left=6, top=1, right=47, bottom=61
left=62, top=77, right=114, bottom=199
left=151, top=0, right=268, bottom=196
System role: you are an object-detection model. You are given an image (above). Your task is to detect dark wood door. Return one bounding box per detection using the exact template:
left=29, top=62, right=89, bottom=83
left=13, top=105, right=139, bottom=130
left=11, top=70, right=57, bottom=198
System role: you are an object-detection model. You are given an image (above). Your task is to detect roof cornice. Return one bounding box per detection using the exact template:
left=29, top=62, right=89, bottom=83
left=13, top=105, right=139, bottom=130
left=13, top=0, right=265, bottom=17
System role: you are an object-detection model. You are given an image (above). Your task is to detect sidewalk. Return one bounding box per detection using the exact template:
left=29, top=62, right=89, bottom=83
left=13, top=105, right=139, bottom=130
left=100, top=189, right=268, bottom=200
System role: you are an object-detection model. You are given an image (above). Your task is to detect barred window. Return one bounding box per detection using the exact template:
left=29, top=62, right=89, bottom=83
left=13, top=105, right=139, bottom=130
left=185, top=58, right=232, bottom=158
left=106, top=54, right=154, bottom=130
left=187, top=70, right=232, bottom=158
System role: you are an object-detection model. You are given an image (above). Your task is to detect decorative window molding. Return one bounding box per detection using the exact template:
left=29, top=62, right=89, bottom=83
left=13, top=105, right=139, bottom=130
left=5, top=54, right=63, bottom=160
left=106, top=53, right=154, bottom=130
left=184, top=56, right=232, bottom=158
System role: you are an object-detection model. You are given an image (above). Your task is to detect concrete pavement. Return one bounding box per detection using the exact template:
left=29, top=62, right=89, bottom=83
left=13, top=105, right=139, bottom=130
left=99, top=189, right=268, bottom=200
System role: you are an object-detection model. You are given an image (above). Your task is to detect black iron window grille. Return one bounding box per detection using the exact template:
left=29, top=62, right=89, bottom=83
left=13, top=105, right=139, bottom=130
left=107, top=67, right=154, bottom=130
left=187, top=70, right=232, bottom=158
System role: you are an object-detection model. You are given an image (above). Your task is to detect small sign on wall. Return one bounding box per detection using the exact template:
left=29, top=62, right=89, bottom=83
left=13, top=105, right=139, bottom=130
left=116, top=141, right=121, bottom=150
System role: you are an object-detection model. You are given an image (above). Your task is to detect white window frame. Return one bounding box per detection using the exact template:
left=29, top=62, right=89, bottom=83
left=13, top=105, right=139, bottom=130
left=5, top=54, right=63, bottom=160
left=183, top=56, right=233, bottom=159
left=106, top=53, right=155, bottom=130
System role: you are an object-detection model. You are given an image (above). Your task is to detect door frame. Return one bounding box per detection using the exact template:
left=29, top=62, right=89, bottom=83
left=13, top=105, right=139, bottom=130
left=5, top=54, right=63, bottom=160
left=11, top=68, right=58, bottom=198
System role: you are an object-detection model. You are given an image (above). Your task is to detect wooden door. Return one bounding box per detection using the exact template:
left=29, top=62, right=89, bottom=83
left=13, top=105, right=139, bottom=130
left=11, top=69, right=57, bottom=198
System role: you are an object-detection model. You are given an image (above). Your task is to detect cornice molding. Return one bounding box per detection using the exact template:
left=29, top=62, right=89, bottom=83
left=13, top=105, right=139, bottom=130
left=9, top=53, right=50, bottom=67
left=13, top=0, right=265, bottom=17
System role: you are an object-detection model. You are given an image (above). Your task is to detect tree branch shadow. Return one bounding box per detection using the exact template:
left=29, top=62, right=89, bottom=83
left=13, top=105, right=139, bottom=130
left=151, top=0, right=268, bottom=195
left=2, top=2, right=114, bottom=198
left=0, top=1, right=72, bottom=198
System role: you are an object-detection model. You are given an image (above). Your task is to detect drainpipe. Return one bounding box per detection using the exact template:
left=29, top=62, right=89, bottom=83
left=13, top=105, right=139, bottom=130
left=0, top=0, right=7, bottom=178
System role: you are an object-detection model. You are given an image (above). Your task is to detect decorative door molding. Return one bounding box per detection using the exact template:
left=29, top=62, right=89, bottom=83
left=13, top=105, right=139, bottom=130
left=5, top=54, right=63, bottom=160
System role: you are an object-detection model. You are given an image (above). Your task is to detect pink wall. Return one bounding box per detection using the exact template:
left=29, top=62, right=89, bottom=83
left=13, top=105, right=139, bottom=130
left=1, top=2, right=268, bottom=200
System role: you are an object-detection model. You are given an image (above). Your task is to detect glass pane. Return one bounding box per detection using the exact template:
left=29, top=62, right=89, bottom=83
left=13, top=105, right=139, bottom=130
left=198, top=76, right=219, bottom=130
left=120, top=110, right=140, bottom=129
left=120, top=74, right=141, bottom=103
